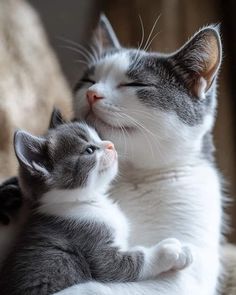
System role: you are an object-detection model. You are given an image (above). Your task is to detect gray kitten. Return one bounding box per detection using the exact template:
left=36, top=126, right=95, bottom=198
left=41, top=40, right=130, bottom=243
left=0, top=110, right=192, bottom=295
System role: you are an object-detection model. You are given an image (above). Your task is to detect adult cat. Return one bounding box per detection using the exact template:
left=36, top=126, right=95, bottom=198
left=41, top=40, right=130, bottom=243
left=56, top=16, right=223, bottom=295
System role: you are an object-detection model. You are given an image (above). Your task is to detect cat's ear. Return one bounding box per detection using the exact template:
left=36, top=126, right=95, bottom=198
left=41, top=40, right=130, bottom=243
left=14, top=130, right=49, bottom=176
left=170, top=26, right=222, bottom=99
left=93, top=14, right=120, bottom=51
left=49, top=108, right=64, bottom=129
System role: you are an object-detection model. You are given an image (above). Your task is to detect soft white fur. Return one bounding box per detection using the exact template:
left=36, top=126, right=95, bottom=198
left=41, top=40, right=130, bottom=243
left=38, top=125, right=193, bottom=282
left=56, top=51, right=223, bottom=295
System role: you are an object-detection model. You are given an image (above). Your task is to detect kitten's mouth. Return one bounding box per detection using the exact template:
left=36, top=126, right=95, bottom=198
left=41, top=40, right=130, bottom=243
left=99, top=153, right=117, bottom=174
left=85, top=110, right=136, bottom=133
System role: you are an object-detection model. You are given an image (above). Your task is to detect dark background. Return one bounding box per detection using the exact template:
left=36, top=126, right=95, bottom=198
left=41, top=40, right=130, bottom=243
left=29, top=0, right=236, bottom=243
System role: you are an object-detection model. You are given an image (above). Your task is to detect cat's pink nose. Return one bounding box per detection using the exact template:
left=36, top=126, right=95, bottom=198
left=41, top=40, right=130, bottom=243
left=86, top=90, right=103, bottom=105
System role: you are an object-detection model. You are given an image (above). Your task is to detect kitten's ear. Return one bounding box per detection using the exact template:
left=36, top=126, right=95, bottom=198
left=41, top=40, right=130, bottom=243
left=49, top=108, right=64, bottom=129
left=93, top=14, right=120, bottom=51
left=170, top=26, right=222, bottom=99
left=14, top=130, right=49, bottom=176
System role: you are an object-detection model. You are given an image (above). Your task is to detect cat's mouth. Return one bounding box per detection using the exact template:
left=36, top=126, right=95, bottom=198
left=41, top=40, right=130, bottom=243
left=85, top=110, right=136, bottom=133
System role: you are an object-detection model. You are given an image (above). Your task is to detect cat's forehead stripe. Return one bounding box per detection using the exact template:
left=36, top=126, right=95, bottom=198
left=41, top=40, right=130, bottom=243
left=96, top=51, right=130, bottom=78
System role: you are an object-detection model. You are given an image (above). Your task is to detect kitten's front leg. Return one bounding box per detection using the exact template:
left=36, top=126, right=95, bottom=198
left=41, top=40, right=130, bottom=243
left=138, top=238, right=193, bottom=279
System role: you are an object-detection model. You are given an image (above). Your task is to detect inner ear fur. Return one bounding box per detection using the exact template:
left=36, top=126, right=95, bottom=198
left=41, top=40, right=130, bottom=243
left=92, top=14, right=121, bottom=53
left=170, top=26, right=222, bottom=99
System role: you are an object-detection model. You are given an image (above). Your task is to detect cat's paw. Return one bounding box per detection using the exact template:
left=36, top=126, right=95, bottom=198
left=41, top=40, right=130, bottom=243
left=156, top=238, right=193, bottom=272
left=0, top=177, right=22, bottom=225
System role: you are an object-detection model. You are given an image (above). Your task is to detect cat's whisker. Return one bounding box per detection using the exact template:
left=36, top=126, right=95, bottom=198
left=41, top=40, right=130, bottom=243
left=145, top=31, right=161, bottom=52
left=115, top=113, right=133, bottom=160
left=72, top=43, right=96, bottom=64
left=120, top=112, right=156, bottom=138
left=61, top=45, right=91, bottom=63
left=133, top=15, right=145, bottom=64
left=89, top=44, right=100, bottom=64
left=121, top=111, right=164, bottom=161
left=118, top=112, right=155, bottom=161
left=143, top=14, right=161, bottom=52
left=117, top=122, right=128, bottom=158
left=126, top=109, right=158, bottom=121
left=75, top=59, right=89, bottom=66
left=59, top=37, right=97, bottom=64
left=93, top=37, right=103, bottom=59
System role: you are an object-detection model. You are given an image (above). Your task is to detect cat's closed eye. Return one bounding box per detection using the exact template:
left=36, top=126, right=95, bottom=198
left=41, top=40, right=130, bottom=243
left=81, top=78, right=95, bottom=84
left=119, top=82, right=150, bottom=87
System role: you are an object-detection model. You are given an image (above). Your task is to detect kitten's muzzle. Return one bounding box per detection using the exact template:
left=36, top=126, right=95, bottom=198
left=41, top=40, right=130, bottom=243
left=103, top=141, right=115, bottom=151
left=99, top=141, right=117, bottom=172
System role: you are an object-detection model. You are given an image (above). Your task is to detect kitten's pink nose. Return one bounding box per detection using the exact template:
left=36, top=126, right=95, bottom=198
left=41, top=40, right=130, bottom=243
left=86, top=90, right=103, bottom=105
left=102, top=141, right=115, bottom=151
left=105, top=142, right=115, bottom=151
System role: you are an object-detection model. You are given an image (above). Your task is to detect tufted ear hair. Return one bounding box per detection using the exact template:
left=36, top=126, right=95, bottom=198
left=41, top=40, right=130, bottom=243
left=49, top=108, right=64, bottom=129
left=169, top=26, right=222, bottom=99
left=14, top=130, right=49, bottom=177
left=92, top=14, right=121, bottom=52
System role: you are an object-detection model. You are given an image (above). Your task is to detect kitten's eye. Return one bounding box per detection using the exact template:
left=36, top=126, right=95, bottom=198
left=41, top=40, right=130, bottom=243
left=81, top=78, right=95, bottom=84
left=119, top=82, right=149, bottom=87
left=84, top=146, right=97, bottom=155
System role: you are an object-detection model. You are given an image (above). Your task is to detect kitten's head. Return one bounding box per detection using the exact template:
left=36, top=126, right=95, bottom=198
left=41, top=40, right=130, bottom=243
left=74, top=15, right=222, bottom=169
left=14, top=109, right=118, bottom=201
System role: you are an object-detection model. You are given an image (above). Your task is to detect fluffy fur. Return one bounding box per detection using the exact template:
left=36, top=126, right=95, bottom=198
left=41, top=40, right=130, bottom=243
left=0, top=111, right=192, bottom=295
left=56, top=16, right=224, bottom=295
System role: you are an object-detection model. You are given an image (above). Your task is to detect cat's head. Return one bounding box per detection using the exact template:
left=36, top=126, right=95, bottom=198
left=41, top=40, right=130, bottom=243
left=74, top=15, right=222, bottom=169
left=14, top=109, right=118, bottom=201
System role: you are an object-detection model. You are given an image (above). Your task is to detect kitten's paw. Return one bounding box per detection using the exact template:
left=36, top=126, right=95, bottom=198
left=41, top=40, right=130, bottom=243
left=156, top=238, right=193, bottom=272
left=0, top=177, right=22, bottom=225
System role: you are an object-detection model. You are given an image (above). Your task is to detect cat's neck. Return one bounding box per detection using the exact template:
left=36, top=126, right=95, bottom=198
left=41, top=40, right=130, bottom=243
left=118, top=153, right=212, bottom=183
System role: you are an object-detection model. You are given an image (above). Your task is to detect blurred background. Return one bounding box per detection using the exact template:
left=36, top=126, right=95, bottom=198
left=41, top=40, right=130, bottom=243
left=12, top=0, right=236, bottom=243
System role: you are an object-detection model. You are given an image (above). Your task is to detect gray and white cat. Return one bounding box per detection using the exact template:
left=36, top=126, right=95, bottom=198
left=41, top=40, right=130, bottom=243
left=0, top=110, right=192, bottom=295
left=56, top=16, right=224, bottom=295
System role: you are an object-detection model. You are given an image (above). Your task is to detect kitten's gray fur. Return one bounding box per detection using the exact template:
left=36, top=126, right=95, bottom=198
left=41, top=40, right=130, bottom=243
left=0, top=110, right=144, bottom=295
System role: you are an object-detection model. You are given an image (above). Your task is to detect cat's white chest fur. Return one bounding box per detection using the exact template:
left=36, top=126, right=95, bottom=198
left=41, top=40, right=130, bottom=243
left=111, top=160, right=222, bottom=295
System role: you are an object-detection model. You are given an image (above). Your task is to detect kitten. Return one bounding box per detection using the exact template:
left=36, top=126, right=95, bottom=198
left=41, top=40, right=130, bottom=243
left=0, top=109, right=192, bottom=295
left=57, top=15, right=223, bottom=295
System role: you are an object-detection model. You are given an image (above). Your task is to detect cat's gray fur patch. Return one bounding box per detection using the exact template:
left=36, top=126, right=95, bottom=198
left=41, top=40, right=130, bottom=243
left=127, top=51, right=216, bottom=126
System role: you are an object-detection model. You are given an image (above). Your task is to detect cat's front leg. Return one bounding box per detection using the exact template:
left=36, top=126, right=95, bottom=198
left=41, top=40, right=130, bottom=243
left=0, top=177, right=22, bottom=225
left=138, top=238, right=193, bottom=279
